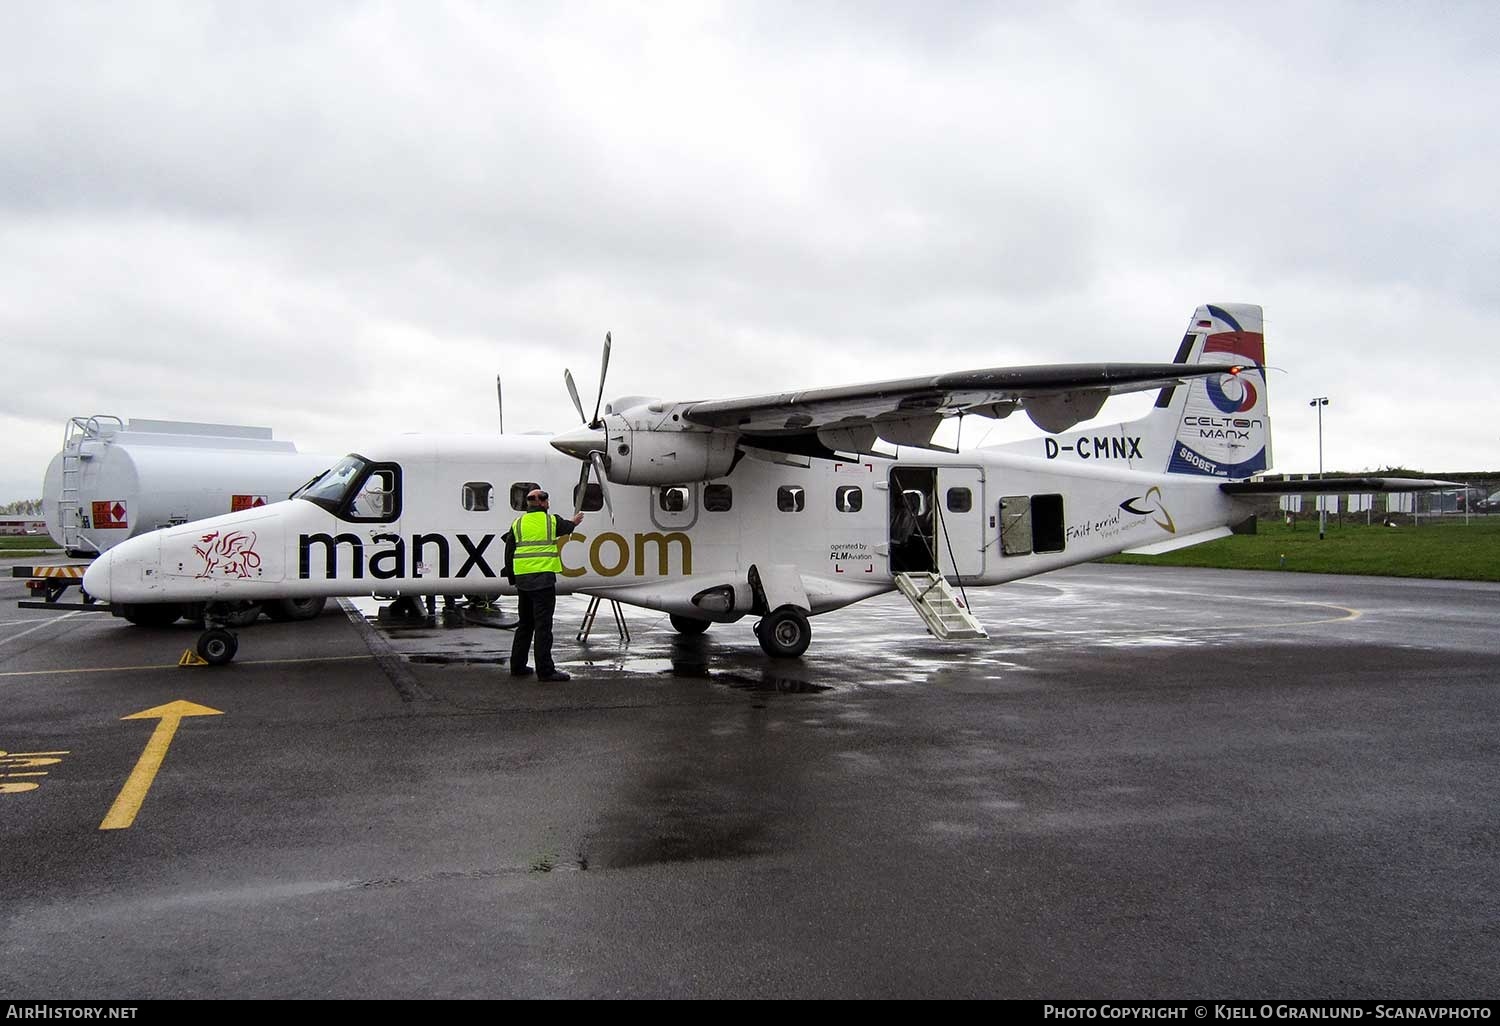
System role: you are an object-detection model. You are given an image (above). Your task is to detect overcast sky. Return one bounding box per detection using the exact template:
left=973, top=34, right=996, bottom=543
left=3, top=1, right=1497, bottom=502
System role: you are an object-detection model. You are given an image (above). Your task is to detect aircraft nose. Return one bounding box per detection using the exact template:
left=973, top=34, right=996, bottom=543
left=82, top=549, right=112, bottom=602
left=551, top=425, right=608, bottom=461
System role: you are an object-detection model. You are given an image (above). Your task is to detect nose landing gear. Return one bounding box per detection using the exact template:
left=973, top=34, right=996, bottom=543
left=192, top=602, right=248, bottom=666
left=195, top=627, right=239, bottom=666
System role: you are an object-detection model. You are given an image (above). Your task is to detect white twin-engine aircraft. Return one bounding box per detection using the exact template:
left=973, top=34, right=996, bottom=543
left=80, top=303, right=1430, bottom=666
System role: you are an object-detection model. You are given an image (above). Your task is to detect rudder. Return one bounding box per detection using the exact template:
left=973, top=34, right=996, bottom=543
left=1157, top=303, right=1269, bottom=479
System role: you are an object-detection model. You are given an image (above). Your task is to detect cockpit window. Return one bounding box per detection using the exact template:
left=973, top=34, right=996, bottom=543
left=301, top=456, right=367, bottom=508
left=297, top=454, right=402, bottom=522
left=289, top=470, right=327, bottom=500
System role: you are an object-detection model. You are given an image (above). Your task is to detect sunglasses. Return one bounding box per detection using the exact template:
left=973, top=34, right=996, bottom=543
left=530, top=492, right=549, bottom=502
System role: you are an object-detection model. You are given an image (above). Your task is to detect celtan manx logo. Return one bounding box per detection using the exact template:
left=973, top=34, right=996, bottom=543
left=1120, top=487, right=1176, bottom=534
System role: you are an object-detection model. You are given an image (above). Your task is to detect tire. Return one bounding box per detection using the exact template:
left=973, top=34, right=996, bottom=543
left=265, top=597, right=328, bottom=622
left=196, top=628, right=238, bottom=666
left=120, top=604, right=182, bottom=628
left=669, top=613, right=712, bottom=636
left=755, top=606, right=811, bottom=659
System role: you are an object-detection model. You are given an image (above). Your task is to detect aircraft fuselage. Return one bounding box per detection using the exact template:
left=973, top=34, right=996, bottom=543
left=84, top=432, right=1246, bottom=622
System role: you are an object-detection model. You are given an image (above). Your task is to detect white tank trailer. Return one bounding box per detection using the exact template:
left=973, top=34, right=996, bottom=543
left=42, top=415, right=333, bottom=626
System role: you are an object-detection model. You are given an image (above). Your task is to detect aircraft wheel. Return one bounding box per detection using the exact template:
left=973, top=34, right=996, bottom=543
left=755, top=606, right=810, bottom=659
left=120, top=604, right=182, bottom=628
left=196, top=628, right=238, bottom=666
left=265, top=597, right=327, bottom=622
left=669, top=613, right=711, bottom=636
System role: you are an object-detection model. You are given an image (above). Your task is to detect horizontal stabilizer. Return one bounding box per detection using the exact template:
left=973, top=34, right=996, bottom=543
left=1123, top=527, right=1232, bottom=556
left=1220, top=477, right=1460, bottom=495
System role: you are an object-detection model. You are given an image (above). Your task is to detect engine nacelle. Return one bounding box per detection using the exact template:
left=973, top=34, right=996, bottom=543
left=601, top=403, right=738, bottom=486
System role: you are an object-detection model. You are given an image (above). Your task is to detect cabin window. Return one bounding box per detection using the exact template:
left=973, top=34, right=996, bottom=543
left=509, top=482, right=541, bottom=511
left=1031, top=493, right=1066, bottom=553
left=704, top=484, right=733, bottom=512
left=1001, top=493, right=1065, bottom=555
left=777, top=485, right=805, bottom=513
left=574, top=481, right=604, bottom=512
left=659, top=486, right=690, bottom=513
left=835, top=485, right=863, bottom=513
left=463, top=482, right=493, bottom=512
left=901, top=489, right=927, bottom=518
left=346, top=468, right=401, bottom=523
left=946, top=487, right=972, bottom=514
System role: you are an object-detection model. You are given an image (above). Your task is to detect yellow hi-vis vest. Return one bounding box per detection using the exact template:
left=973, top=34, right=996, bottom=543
left=511, top=511, right=562, bottom=576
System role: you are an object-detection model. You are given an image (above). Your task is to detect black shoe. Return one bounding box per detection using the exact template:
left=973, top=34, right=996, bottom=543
left=537, top=671, right=571, bottom=682
left=510, top=665, right=534, bottom=677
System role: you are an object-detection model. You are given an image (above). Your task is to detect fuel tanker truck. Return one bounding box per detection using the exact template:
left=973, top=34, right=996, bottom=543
left=32, top=415, right=332, bottom=627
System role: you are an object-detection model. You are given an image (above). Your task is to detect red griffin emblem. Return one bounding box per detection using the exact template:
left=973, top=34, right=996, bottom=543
left=193, top=530, right=262, bottom=579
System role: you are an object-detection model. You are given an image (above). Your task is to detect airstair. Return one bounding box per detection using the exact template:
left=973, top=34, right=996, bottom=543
left=893, top=572, right=988, bottom=640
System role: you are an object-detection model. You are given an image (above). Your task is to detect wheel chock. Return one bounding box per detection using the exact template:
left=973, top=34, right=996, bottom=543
left=178, top=649, right=209, bottom=667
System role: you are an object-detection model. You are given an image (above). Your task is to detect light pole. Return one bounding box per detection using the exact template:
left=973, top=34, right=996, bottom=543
left=1309, top=397, right=1329, bottom=539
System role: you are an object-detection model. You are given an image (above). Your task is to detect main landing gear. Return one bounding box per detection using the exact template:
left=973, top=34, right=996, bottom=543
left=754, top=605, right=811, bottom=659
left=669, top=613, right=712, bottom=636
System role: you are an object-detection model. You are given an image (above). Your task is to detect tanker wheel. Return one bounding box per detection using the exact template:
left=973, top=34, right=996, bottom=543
left=669, top=613, right=712, bottom=636
left=755, top=606, right=811, bottom=659
left=196, top=628, right=238, bottom=666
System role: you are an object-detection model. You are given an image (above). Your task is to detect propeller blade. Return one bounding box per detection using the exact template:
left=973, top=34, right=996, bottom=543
left=590, top=450, right=614, bottom=521
left=564, top=369, right=586, bottom=425
left=590, top=331, right=612, bottom=428
left=573, top=458, right=591, bottom=514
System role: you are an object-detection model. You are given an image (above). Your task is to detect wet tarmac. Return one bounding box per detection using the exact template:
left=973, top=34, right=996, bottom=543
left=2, top=559, right=1497, bottom=998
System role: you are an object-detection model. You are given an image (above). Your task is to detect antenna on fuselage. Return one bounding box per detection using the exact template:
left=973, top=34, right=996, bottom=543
left=496, top=374, right=504, bottom=434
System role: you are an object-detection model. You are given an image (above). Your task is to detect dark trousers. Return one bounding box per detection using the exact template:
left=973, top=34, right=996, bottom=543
left=511, top=586, right=557, bottom=674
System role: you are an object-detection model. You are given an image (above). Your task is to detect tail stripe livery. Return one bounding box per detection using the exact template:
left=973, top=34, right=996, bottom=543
left=1167, top=303, right=1269, bottom=478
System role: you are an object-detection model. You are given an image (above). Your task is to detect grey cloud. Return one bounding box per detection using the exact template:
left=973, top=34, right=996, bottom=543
left=3, top=1, right=1498, bottom=501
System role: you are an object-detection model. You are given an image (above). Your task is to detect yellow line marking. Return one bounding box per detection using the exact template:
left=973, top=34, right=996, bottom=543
left=100, top=700, right=224, bottom=831
left=3, top=771, right=49, bottom=777
left=0, top=654, right=374, bottom=679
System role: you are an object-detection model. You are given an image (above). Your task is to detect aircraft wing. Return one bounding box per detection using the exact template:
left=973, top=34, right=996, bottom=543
left=681, top=361, right=1245, bottom=450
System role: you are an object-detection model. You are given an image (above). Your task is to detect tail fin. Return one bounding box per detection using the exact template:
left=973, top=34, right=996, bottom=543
left=1152, top=303, right=1269, bottom=479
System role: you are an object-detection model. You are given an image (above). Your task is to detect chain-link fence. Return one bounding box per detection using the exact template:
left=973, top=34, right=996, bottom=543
left=1252, top=479, right=1500, bottom=526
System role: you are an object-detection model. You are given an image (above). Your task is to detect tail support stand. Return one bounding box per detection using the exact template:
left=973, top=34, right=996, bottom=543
left=577, top=595, right=630, bottom=645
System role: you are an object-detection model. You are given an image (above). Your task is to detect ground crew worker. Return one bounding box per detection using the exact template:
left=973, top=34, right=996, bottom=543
left=502, top=489, right=583, bottom=681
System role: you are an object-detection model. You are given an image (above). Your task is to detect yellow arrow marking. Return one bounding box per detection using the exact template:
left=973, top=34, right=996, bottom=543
left=100, top=700, right=223, bottom=831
